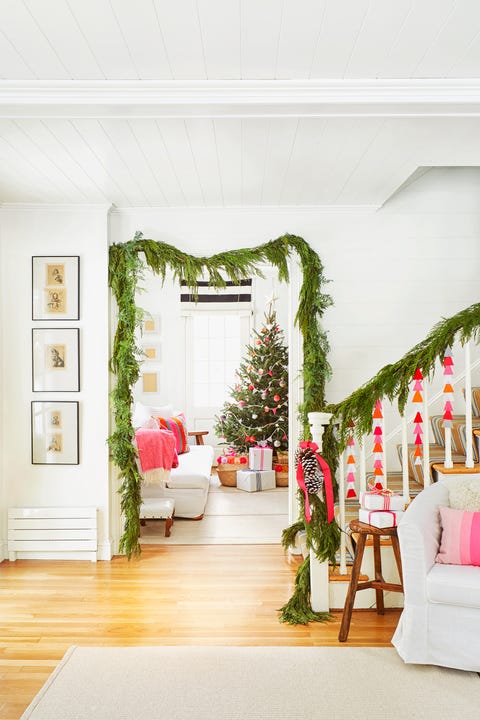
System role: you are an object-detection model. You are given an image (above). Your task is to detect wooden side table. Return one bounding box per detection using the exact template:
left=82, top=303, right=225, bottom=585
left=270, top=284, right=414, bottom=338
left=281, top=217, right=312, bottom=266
left=338, top=519, right=404, bottom=642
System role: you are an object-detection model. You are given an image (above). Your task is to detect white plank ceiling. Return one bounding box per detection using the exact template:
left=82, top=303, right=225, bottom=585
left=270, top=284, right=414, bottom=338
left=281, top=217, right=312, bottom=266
left=0, top=0, right=480, bottom=207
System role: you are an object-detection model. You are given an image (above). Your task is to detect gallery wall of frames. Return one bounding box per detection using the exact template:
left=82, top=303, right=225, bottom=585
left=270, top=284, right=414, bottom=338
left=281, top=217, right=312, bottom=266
left=31, top=256, right=80, bottom=465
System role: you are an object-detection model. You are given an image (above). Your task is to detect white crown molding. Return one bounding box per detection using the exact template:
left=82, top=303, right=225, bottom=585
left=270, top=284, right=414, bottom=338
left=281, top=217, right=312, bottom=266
left=109, top=204, right=379, bottom=215
left=0, top=202, right=113, bottom=213
left=0, top=79, right=480, bottom=118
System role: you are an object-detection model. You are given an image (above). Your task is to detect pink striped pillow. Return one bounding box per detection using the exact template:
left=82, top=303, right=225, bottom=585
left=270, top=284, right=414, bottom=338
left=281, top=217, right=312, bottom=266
left=436, top=506, right=480, bottom=566
left=154, top=413, right=189, bottom=455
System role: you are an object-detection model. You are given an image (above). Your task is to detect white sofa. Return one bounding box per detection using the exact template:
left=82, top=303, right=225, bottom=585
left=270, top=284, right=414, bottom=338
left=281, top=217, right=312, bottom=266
left=140, top=443, right=214, bottom=520
left=392, top=477, right=480, bottom=671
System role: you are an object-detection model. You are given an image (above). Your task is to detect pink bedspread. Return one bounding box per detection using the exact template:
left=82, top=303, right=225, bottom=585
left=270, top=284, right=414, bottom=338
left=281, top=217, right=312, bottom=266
left=135, top=428, right=179, bottom=473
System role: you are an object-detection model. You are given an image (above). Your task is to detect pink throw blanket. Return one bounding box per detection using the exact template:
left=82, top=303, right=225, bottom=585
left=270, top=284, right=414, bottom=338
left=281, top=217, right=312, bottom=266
left=135, top=428, right=179, bottom=486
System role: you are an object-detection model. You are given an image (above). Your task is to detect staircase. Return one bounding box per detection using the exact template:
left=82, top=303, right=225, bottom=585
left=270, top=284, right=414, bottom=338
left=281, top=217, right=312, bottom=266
left=310, top=338, right=480, bottom=612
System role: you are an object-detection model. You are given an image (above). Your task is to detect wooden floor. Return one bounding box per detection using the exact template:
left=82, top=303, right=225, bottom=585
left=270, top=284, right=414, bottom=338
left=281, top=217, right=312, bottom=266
left=0, top=544, right=401, bottom=720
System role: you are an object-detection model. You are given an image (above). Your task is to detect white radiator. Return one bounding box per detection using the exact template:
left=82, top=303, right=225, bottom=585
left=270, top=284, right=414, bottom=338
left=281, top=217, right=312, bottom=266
left=8, top=507, right=98, bottom=562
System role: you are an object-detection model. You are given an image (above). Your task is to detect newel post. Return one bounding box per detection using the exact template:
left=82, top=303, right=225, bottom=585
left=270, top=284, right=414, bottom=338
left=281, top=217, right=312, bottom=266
left=308, top=411, right=332, bottom=612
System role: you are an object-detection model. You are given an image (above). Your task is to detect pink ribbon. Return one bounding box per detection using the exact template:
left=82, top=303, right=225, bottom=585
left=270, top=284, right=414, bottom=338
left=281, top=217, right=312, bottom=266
left=366, top=483, right=397, bottom=510
left=252, top=445, right=271, bottom=469
left=297, top=441, right=335, bottom=524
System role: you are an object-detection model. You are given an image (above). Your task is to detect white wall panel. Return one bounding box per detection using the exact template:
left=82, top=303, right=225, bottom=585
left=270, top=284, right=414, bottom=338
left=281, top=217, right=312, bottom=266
left=100, top=119, right=168, bottom=206
left=342, top=0, right=413, bottom=79
left=259, top=118, right=299, bottom=205
left=413, top=1, right=480, bottom=78
left=185, top=119, right=223, bottom=206
left=42, top=120, right=132, bottom=206
left=73, top=119, right=148, bottom=205
left=379, top=0, right=456, bottom=78
left=309, top=0, right=370, bottom=78
left=241, top=119, right=270, bottom=205
left=275, top=0, right=327, bottom=79
left=213, top=119, right=242, bottom=206
left=240, top=0, right=283, bottom=78
left=108, top=0, right=173, bottom=79
left=24, top=0, right=104, bottom=79
left=129, top=120, right=186, bottom=207
left=153, top=0, right=207, bottom=79
left=66, top=0, right=138, bottom=79
left=198, top=0, right=241, bottom=79
left=157, top=120, right=205, bottom=206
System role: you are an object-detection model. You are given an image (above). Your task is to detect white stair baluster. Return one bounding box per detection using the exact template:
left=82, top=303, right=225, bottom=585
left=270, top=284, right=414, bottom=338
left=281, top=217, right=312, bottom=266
left=308, top=412, right=332, bottom=613
left=338, top=447, right=347, bottom=576
left=401, top=415, right=410, bottom=502
left=423, top=383, right=431, bottom=486
left=465, top=341, right=474, bottom=468
left=359, top=436, right=367, bottom=494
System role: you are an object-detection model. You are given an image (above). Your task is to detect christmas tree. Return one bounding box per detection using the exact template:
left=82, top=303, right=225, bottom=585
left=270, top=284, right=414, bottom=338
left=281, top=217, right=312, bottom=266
left=214, top=303, right=288, bottom=454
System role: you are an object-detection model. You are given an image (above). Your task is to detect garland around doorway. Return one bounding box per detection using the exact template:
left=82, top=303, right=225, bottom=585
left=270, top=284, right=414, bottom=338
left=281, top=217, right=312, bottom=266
left=108, top=232, right=339, bottom=622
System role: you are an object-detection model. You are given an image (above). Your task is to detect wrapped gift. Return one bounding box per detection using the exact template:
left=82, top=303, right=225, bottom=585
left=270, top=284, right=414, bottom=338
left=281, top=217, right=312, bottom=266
left=360, top=489, right=406, bottom=512
left=237, top=469, right=276, bottom=492
left=248, top=445, right=273, bottom=471
left=359, top=508, right=403, bottom=528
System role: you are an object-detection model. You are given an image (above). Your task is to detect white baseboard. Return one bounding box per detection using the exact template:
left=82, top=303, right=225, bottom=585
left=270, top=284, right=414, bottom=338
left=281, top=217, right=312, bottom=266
left=97, top=539, right=113, bottom=561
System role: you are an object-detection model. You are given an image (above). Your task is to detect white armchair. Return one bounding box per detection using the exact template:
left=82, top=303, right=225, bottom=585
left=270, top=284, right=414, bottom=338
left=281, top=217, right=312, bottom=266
left=392, top=478, right=480, bottom=671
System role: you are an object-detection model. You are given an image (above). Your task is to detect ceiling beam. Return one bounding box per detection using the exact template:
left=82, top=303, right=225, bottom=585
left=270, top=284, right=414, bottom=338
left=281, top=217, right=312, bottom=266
left=1, top=80, right=480, bottom=118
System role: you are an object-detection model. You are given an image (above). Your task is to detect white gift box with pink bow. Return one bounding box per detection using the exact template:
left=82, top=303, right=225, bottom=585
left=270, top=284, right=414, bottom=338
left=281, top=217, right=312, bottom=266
left=248, top=445, right=273, bottom=471
left=360, top=489, right=406, bottom=512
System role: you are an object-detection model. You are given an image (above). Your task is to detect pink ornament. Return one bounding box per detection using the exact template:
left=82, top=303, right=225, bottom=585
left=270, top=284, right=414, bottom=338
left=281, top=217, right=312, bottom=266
left=238, top=400, right=245, bottom=407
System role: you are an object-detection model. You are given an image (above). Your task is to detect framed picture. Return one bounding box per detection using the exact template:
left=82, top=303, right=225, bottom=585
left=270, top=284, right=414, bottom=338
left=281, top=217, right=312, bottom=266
left=142, top=372, right=160, bottom=393
left=31, top=401, right=79, bottom=465
left=32, top=328, right=80, bottom=391
left=32, top=255, right=80, bottom=320
left=142, top=315, right=160, bottom=334
left=142, top=343, right=161, bottom=362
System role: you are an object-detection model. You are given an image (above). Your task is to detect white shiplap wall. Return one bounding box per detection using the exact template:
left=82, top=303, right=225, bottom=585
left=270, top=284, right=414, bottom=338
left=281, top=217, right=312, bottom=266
left=1, top=1, right=479, bottom=81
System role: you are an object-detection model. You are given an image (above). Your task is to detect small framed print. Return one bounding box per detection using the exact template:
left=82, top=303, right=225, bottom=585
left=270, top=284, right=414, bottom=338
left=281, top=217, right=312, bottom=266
left=142, top=343, right=161, bottom=362
left=142, top=372, right=159, bottom=393
left=32, top=256, right=80, bottom=320
left=142, top=315, right=160, bottom=334
left=32, top=328, right=80, bottom=392
left=31, top=401, right=79, bottom=465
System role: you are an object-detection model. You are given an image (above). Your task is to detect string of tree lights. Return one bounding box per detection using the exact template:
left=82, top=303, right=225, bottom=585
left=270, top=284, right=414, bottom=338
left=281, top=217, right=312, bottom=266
left=214, top=305, right=288, bottom=454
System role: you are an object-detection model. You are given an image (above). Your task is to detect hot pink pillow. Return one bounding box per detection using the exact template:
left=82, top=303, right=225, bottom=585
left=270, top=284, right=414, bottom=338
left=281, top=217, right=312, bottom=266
left=436, top=506, right=480, bottom=566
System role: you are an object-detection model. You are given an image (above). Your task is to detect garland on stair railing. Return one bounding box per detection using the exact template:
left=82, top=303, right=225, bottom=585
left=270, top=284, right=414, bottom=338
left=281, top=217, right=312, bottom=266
left=280, top=301, right=480, bottom=625
left=108, top=232, right=336, bottom=559
left=332, top=302, right=480, bottom=450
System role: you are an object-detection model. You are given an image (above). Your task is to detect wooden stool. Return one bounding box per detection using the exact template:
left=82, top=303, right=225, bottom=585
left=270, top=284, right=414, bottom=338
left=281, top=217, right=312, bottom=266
left=338, top=520, right=404, bottom=642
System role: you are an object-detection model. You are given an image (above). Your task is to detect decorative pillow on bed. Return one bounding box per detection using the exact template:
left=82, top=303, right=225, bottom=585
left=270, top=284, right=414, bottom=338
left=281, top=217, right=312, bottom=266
left=154, top=413, right=189, bottom=455
left=436, top=506, right=480, bottom=566
left=449, top=478, right=480, bottom=511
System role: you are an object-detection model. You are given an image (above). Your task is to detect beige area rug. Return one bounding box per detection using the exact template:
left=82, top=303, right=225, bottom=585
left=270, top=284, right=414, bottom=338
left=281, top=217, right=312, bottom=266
left=21, top=645, right=479, bottom=720
left=140, top=479, right=289, bottom=545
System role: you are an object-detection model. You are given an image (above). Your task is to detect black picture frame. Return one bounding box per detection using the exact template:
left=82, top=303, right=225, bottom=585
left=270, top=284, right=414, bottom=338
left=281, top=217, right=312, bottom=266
left=31, top=401, right=79, bottom=465
left=32, top=328, right=80, bottom=392
left=32, top=255, right=80, bottom=321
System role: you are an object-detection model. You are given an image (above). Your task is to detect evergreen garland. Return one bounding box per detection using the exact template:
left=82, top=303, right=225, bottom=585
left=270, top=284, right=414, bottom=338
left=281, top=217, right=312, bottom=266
left=332, top=302, right=480, bottom=449
left=278, top=556, right=332, bottom=625
left=108, top=232, right=335, bottom=560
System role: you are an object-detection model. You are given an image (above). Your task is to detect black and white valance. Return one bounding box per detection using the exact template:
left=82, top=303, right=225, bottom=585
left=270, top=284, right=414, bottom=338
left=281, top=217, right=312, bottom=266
left=180, top=279, right=252, bottom=305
